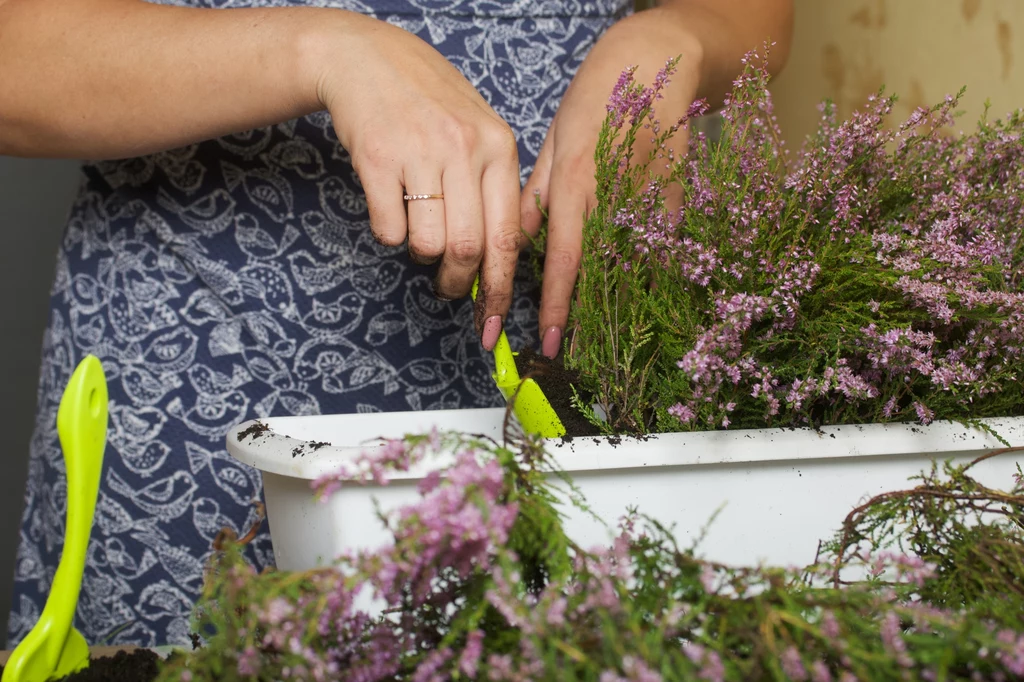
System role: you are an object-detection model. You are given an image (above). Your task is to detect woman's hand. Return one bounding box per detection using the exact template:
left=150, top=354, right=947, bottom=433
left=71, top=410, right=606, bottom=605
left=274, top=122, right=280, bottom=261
left=315, top=15, right=523, bottom=350
left=521, top=8, right=702, bottom=359
left=522, top=0, right=794, bottom=358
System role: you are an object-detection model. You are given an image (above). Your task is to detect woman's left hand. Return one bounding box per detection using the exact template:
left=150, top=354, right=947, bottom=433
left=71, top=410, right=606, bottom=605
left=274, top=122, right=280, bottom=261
left=522, top=0, right=794, bottom=358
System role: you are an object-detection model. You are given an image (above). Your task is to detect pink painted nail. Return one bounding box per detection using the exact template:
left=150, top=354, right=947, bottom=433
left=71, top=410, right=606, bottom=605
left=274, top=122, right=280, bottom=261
left=482, top=316, right=502, bottom=351
left=541, top=326, right=562, bottom=359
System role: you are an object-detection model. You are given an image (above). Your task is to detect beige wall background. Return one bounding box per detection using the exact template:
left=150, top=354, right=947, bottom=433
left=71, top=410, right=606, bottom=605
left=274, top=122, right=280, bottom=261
left=769, top=0, right=1024, bottom=148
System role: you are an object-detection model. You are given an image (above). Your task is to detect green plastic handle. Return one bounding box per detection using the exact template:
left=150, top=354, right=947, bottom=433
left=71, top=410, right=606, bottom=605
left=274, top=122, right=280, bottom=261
left=3, top=355, right=108, bottom=682
left=471, top=277, right=521, bottom=392
left=489, top=315, right=522, bottom=394
left=52, top=354, right=108, bottom=615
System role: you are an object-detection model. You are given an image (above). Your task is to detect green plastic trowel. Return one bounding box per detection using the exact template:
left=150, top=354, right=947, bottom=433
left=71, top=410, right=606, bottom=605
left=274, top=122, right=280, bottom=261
left=471, top=278, right=566, bottom=438
left=3, top=355, right=108, bottom=682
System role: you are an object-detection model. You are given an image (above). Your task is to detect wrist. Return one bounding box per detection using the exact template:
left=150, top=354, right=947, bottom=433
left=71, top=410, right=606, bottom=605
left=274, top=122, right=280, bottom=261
left=295, top=8, right=373, bottom=114
left=605, top=8, right=706, bottom=85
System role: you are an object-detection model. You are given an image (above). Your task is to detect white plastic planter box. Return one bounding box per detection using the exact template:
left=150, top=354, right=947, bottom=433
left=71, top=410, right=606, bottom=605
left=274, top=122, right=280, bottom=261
left=227, top=408, right=1024, bottom=572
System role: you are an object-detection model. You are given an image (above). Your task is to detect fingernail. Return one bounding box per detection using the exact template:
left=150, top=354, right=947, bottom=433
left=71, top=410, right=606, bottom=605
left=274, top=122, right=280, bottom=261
left=482, top=316, right=502, bottom=351
left=541, top=326, right=562, bottom=359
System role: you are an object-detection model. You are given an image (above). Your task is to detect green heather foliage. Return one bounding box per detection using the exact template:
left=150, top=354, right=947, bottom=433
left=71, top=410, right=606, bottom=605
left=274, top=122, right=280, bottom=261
left=160, top=429, right=1024, bottom=681
left=564, top=48, right=1024, bottom=435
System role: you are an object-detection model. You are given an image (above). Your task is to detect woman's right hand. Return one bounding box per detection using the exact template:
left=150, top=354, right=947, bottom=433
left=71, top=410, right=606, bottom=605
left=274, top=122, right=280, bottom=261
left=312, top=13, right=523, bottom=351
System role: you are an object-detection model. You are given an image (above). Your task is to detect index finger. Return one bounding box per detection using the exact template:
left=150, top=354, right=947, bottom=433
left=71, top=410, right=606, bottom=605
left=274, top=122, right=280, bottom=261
left=538, top=176, right=586, bottom=359
left=477, top=154, right=522, bottom=351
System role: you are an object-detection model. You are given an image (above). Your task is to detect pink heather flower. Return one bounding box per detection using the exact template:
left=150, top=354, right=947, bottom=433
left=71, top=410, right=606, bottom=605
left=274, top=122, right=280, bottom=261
left=355, top=449, right=518, bottom=609
left=882, top=395, right=899, bottom=419
left=458, top=630, right=485, bottom=678
left=605, top=59, right=679, bottom=130
left=810, top=660, right=833, bottom=682
left=880, top=611, right=913, bottom=668
left=820, top=610, right=841, bottom=641
left=621, top=656, right=663, bottom=682
left=413, top=647, right=453, bottom=682
left=781, top=646, right=808, bottom=681
left=312, top=477, right=341, bottom=501
left=262, top=597, right=293, bottom=626
left=237, top=646, right=261, bottom=676
left=313, top=436, right=422, bottom=499
left=886, top=552, right=937, bottom=587
left=668, top=402, right=696, bottom=423
left=687, top=98, right=711, bottom=119
left=996, top=630, right=1024, bottom=676
left=486, top=654, right=514, bottom=681
left=582, top=570, right=624, bottom=612
left=546, top=596, right=568, bottom=626
left=683, top=643, right=725, bottom=682
left=517, top=639, right=545, bottom=680
left=700, top=651, right=726, bottom=682
left=601, top=672, right=628, bottom=682
left=486, top=567, right=527, bottom=629
left=606, top=65, right=639, bottom=129
left=682, top=642, right=705, bottom=664
left=661, top=602, right=690, bottom=629
left=913, top=401, right=935, bottom=424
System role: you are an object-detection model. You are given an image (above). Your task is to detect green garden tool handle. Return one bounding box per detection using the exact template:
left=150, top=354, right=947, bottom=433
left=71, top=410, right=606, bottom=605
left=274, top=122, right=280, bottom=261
left=3, top=355, right=108, bottom=682
left=472, top=278, right=522, bottom=392
left=52, top=354, right=108, bottom=621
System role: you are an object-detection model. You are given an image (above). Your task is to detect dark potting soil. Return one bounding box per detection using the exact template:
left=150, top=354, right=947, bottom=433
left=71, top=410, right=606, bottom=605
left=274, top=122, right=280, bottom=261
left=513, top=347, right=602, bottom=439
left=292, top=439, right=332, bottom=458
left=237, top=419, right=270, bottom=441
left=0, top=649, right=165, bottom=682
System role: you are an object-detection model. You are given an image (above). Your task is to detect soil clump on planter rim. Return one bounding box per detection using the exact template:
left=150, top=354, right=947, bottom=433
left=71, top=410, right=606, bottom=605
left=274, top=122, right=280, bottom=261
left=237, top=420, right=269, bottom=441
left=513, top=347, right=602, bottom=439
left=292, top=439, right=332, bottom=458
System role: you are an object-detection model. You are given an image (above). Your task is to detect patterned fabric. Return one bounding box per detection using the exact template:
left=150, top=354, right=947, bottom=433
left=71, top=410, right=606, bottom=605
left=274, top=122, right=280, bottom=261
left=7, top=0, right=631, bottom=648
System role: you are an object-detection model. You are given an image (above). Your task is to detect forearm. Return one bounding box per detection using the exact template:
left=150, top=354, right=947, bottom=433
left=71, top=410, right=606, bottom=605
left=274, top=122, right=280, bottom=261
left=0, top=0, right=347, bottom=159
left=653, top=0, right=795, bottom=106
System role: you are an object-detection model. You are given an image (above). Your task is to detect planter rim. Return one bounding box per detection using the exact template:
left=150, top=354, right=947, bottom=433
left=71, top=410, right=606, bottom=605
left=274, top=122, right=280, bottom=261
left=226, top=408, right=1024, bottom=482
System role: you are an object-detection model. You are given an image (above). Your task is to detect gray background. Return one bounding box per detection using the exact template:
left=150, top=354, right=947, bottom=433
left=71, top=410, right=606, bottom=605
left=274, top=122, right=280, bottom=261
left=0, top=157, right=80, bottom=647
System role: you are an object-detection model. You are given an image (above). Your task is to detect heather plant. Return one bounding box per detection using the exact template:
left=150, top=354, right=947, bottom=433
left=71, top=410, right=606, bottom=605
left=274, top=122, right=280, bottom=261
left=156, top=427, right=1024, bottom=681
left=563, top=46, right=1024, bottom=435
left=147, top=49, right=1024, bottom=682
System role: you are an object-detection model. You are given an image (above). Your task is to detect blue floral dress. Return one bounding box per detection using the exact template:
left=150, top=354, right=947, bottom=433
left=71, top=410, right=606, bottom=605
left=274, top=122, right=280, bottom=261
left=7, top=0, right=631, bottom=648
